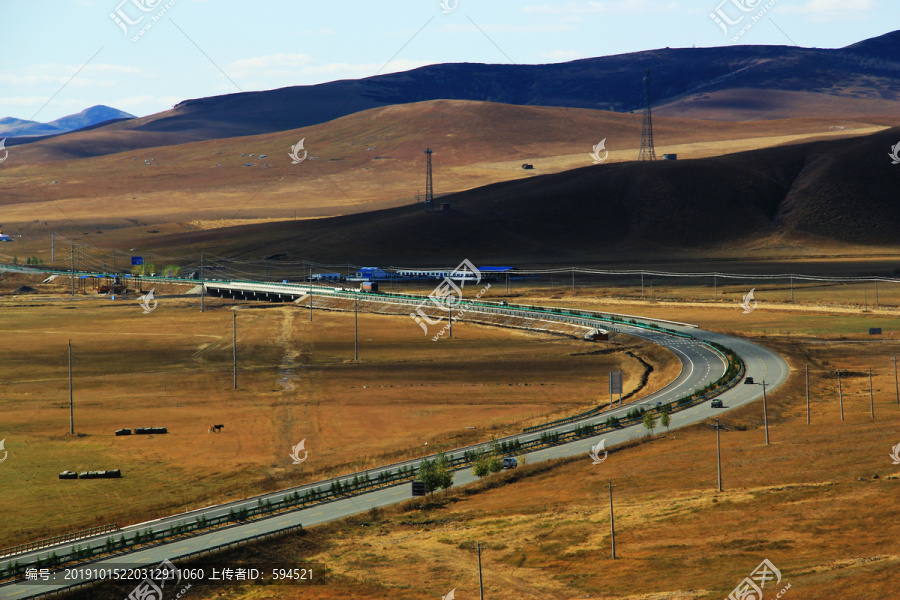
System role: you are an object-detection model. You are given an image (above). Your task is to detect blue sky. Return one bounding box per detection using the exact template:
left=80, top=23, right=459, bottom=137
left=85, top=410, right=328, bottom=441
left=0, top=0, right=893, bottom=122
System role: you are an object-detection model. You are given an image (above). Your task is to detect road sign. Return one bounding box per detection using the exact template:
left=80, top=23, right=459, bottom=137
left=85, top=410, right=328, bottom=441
left=411, top=481, right=426, bottom=497
left=131, top=256, right=143, bottom=266
left=609, top=371, right=623, bottom=395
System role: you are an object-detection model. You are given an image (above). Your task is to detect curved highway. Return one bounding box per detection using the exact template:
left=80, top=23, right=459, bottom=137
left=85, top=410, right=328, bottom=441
left=0, top=282, right=789, bottom=599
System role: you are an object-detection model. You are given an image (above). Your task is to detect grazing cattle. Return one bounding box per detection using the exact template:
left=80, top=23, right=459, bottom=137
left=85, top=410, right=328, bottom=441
left=208, top=424, right=225, bottom=433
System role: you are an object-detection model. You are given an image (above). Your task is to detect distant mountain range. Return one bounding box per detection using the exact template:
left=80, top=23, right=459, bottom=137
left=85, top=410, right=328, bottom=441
left=153, top=29, right=900, bottom=137
left=6, top=31, right=900, bottom=162
left=0, top=105, right=135, bottom=138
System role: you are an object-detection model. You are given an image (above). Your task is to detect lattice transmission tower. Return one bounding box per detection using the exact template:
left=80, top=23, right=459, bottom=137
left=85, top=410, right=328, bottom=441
left=639, top=69, right=657, bottom=162
left=424, top=148, right=434, bottom=211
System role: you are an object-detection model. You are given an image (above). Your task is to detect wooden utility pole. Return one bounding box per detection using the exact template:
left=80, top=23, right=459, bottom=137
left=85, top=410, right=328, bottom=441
left=448, top=303, right=453, bottom=339
left=70, top=244, right=75, bottom=296
left=309, top=293, right=313, bottom=322
left=232, top=312, right=237, bottom=390
left=354, top=297, right=359, bottom=361
left=806, top=364, right=810, bottom=425
left=608, top=479, right=617, bottom=559
left=200, top=251, right=205, bottom=313
left=68, top=340, right=74, bottom=435
left=894, top=357, right=899, bottom=405
left=869, top=367, right=875, bottom=418
left=715, top=418, right=723, bottom=492
left=762, top=380, right=770, bottom=446
left=837, top=370, right=844, bottom=421
left=477, top=541, right=484, bottom=600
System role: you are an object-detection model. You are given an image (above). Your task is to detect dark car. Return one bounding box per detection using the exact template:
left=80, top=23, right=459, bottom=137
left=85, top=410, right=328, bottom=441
left=502, top=457, right=518, bottom=469
left=744, top=377, right=755, bottom=385
left=711, top=399, right=724, bottom=408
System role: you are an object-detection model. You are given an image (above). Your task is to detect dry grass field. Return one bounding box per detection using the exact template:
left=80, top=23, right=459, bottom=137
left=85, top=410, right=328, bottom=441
left=0, top=101, right=884, bottom=237
left=58, top=285, right=900, bottom=600
left=0, top=274, right=678, bottom=549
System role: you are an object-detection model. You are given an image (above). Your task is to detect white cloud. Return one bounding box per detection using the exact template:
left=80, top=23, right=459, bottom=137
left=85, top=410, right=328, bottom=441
left=219, top=57, right=435, bottom=90
left=112, top=95, right=182, bottom=114
left=0, top=96, right=55, bottom=108
left=0, top=63, right=144, bottom=88
left=523, top=0, right=680, bottom=14
left=228, top=53, right=314, bottom=73
left=776, top=0, right=877, bottom=20
left=538, top=50, right=584, bottom=61
left=442, top=23, right=575, bottom=33
left=778, top=0, right=875, bottom=12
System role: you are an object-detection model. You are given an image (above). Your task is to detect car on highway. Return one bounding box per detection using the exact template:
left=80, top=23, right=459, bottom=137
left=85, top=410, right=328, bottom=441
left=502, top=457, right=518, bottom=469
left=744, top=376, right=755, bottom=384
left=710, top=399, right=724, bottom=408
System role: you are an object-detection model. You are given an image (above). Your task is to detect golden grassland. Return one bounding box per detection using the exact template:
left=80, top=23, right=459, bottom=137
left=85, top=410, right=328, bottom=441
left=63, top=285, right=900, bottom=600
left=0, top=275, right=677, bottom=548
left=0, top=100, right=885, bottom=237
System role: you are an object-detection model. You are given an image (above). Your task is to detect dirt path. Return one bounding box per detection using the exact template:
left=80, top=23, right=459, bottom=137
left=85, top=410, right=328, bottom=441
left=276, top=307, right=300, bottom=391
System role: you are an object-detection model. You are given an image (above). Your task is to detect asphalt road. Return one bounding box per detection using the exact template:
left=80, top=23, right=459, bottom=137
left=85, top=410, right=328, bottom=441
left=0, top=292, right=788, bottom=599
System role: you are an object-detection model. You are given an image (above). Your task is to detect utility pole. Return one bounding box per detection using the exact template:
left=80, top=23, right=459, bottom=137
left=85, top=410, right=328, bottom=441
left=608, top=479, right=617, bottom=559
left=477, top=542, right=484, bottom=600
left=837, top=369, right=844, bottom=421
left=309, top=293, right=313, bottom=322
left=762, top=380, right=770, bottom=446
left=232, top=312, right=237, bottom=390
left=869, top=367, right=874, bottom=418
left=715, top=418, right=723, bottom=492
left=354, top=296, right=359, bottom=361
left=894, top=356, right=899, bottom=405
left=506, top=273, right=509, bottom=294
left=449, top=303, right=453, bottom=339
left=68, top=339, right=74, bottom=435
left=70, top=244, right=75, bottom=296
left=806, top=364, right=810, bottom=425
left=200, top=251, right=205, bottom=312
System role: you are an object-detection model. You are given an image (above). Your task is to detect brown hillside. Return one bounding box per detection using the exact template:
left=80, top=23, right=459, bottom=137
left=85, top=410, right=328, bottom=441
left=130, top=126, right=900, bottom=264
left=0, top=100, right=884, bottom=231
